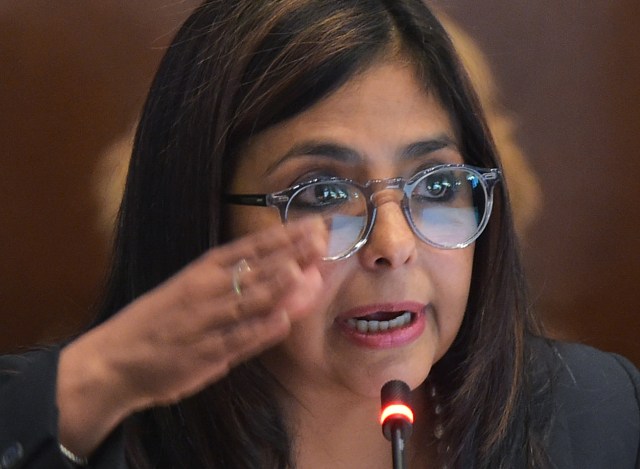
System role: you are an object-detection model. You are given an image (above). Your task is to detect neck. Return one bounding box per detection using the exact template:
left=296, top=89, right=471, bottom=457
left=277, top=381, right=438, bottom=469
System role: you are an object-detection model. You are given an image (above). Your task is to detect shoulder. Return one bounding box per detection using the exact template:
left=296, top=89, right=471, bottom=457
left=537, top=339, right=639, bottom=390
left=529, top=338, right=640, bottom=468
left=545, top=340, right=640, bottom=437
left=0, top=346, right=61, bottom=383
left=542, top=340, right=639, bottom=409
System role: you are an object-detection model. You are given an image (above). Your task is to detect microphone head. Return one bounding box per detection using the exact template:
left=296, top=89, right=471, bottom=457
left=380, top=380, right=414, bottom=440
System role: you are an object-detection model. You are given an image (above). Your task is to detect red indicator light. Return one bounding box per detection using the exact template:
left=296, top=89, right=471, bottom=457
left=380, top=403, right=414, bottom=425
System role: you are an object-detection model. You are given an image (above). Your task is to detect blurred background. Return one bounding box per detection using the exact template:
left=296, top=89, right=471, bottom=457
left=1, top=1, right=638, bottom=365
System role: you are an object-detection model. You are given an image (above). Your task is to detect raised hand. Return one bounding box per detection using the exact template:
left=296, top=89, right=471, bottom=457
left=56, top=217, right=327, bottom=458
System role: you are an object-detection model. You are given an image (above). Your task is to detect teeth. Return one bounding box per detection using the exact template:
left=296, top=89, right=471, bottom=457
left=347, top=311, right=413, bottom=334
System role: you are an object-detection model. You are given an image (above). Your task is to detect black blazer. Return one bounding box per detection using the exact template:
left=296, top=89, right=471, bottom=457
left=544, top=341, right=639, bottom=468
left=0, top=341, right=638, bottom=468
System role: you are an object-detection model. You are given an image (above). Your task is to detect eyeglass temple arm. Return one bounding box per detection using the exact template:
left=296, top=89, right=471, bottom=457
left=225, top=194, right=269, bottom=207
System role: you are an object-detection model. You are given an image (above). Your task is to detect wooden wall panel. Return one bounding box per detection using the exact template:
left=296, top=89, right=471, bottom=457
left=0, top=1, right=199, bottom=350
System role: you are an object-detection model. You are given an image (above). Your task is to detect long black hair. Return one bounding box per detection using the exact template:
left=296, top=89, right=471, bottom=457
left=96, top=0, right=550, bottom=467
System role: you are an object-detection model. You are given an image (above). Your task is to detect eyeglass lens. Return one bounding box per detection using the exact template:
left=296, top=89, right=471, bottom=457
left=408, top=168, right=484, bottom=249
left=285, top=167, right=489, bottom=259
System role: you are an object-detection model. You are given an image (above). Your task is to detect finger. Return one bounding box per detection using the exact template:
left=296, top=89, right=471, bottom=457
left=229, top=229, right=325, bottom=288
left=224, top=308, right=292, bottom=366
left=199, top=257, right=314, bottom=329
left=198, top=309, right=291, bottom=377
left=151, top=250, right=309, bottom=341
left=175, top=222, right=326, bottom=309
left=133, top=309, right=292, bottom=407
left=207, top=216, right=327, bottom=268
left=150, top=218, right=326, bottom=340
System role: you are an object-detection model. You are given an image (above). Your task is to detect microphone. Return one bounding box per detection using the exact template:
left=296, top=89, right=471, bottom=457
left=380, top=380, right=414, bottom=469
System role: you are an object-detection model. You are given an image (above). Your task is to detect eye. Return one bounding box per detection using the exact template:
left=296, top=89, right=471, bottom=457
left=290, top=181, right=353, bottom=211
left=413, top=171, right=459, bottom=202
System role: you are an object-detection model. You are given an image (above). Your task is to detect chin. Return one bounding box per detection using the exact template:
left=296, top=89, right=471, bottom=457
left=345, top=361, right=432, bottom=399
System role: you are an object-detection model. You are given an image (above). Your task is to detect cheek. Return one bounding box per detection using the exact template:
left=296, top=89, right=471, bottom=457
left=429, top=248, right=474, bottom=332
left=433, top=247, right=474, bottom=296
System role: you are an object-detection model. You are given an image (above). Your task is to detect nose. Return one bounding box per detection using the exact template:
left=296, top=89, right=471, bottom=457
left=358, top=193, right=417, bottom=269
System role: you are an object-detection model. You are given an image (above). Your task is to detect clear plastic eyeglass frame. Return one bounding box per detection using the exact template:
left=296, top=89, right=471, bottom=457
left=226, top=164, right=501, bottom=261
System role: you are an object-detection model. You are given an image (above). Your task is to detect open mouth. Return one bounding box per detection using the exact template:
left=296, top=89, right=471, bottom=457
left=345, top=311, right=415, bottom=334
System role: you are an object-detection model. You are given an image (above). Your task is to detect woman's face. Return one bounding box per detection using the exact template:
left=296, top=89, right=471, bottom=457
left=227, top=59, right=473, bottom=398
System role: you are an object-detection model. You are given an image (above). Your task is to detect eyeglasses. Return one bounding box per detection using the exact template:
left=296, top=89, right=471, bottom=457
left=226, top=164, right=501, bottom=260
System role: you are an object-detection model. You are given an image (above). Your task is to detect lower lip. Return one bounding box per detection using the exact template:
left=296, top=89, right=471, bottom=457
left=337, top=309, right=427, bottom=349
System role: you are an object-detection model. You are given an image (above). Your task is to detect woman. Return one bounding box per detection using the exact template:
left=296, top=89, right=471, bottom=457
left=1, top=1, right=638, bottom=468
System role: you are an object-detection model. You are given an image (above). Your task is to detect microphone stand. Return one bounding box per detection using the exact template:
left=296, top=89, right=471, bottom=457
left=390, top=420, right=408, bottom=469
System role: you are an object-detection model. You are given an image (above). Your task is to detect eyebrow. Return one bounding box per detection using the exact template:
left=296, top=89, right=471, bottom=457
left=264, top=133, right=458, bottom=175
left=400, top=135, right=458, bottom=159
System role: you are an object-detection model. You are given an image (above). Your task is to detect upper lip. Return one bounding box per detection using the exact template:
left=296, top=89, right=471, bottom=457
left=336, top=301, right=427, bottom=320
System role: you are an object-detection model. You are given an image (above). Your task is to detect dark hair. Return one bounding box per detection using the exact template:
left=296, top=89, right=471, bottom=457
left=97, top=0, right=550, bottom=467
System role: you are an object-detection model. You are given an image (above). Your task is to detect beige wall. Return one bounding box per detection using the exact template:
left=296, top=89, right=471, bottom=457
left=1, top=1, right=638, bottom=365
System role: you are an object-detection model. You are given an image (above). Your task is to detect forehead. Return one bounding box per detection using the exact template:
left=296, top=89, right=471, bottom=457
left=235, top=59, right=459, bottom=179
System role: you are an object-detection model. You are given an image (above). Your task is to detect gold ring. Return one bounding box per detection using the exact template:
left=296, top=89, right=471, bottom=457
left=232, top=258, right=251, bottom=297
